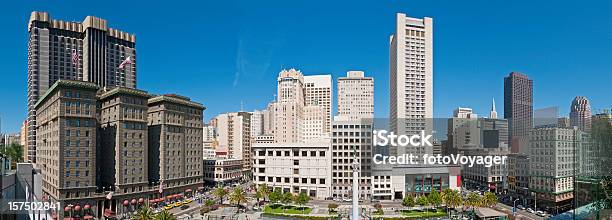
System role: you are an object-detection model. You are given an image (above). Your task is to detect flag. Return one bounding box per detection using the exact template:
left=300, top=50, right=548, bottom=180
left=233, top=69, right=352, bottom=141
left=106, top=191, right=113, bottom=200
left=158, top=180, right=163, bottom=194
left=118, top=56, right=132, bottom=70
left=71, top=49, right=78, bottom=66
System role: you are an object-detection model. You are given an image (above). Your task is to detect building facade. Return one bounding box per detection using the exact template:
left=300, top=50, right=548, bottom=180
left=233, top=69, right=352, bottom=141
left=389, top=13, right=434, bottom=157
left=147, top=94, right=205, bottom=197
left=210, top=112, right=252, bottom=171
left=570, top=96, right=592, bottom=132
left=34, top=80, right=99, bottom=212
left=337, top=71, right=374, bottom=121
left=304, top=75, right=332, bottom=134
left=504, top=72, right=533, bottom=154
left=98, top=87, right=151, bottom=195
left=273, top=69, right=305, bottom=143
left=27, top=11, right=137, bottom=163
left=252, top=142, right=332, bottom=199
left=331, top=120, right=373, bottom=200
left=529, top=127, right=584, bottom=214
left=203, top=158, right=243, bottom=185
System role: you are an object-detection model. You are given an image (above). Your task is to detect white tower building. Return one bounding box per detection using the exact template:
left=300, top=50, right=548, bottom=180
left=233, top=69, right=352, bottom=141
left=389, top=13, right=433, bottom=157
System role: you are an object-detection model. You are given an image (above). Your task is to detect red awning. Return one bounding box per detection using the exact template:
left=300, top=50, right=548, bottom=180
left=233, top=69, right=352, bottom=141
left=84, top=215, right=94, bottom=219
left=185, top=189, right=192, bottom=192
left=197, top=187, right=205, bottom=190
left=103, top=209, right=116, bottom=217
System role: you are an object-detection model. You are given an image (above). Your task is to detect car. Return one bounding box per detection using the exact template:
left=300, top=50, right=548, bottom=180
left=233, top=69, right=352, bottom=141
left=526, top=208, right=535, bottom=213
left=536, top=211, right=546, bottom=217
left=164, top=205, right=173, bottom=210
left=184, top=199, right=193, bottom=204
left=517, top=205, right=526, bottom=210
left=180, top=205, right=190, bottom=210
left=174, top=201, right=183, bottom=207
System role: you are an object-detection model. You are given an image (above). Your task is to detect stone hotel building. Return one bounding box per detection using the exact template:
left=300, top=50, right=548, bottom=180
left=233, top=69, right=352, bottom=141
left=34, top=80, right=205, bottom=218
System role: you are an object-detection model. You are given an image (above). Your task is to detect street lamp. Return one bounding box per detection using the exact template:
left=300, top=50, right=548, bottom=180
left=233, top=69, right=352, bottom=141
left=513, top=198, right=520, bottom=215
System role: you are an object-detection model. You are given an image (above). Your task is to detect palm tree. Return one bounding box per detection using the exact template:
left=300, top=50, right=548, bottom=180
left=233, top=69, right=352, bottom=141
left=481, top=192, right=498, bottom=208
left=443, top=190, right=463, bottom=217
left=465, top=193, right=481, bottom=213
left=229, top=187, right=248, bottom=209
left=132, top=206, right=155, bottom=220
left=257, top=184, right=270, bottom=202
left=213, top=186, right=229, bottom=205
left=154, top=210, right=176, bottom=220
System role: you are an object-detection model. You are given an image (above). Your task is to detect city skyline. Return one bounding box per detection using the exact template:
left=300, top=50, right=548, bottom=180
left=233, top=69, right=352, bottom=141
left=3, top=1, right=612, bottom=133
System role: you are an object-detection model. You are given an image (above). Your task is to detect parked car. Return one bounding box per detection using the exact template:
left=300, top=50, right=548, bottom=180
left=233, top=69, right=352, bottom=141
left=526, top=208, right=535, bottom=213
left=517, top=205, right=525, bottom=210
left=180, top=205, right=190, bottom=210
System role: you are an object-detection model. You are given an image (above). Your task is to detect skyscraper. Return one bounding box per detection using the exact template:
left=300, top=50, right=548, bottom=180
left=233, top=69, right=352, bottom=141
left=490, top=98, right=498, bottom=119
left=304, top=75, right=332, bottom=133
left=389, top=13, right=433, bottom=157
left=273, top=69, right=304, bottom=143
left=337, top=71, right=374, bottom=121
left=570, top=96, right=592, bottom=132
left=27, top=11, right=137, bottom=162
left=210, top=112, right=252, bottom=172
left=504, top=72, right=533, bottom=153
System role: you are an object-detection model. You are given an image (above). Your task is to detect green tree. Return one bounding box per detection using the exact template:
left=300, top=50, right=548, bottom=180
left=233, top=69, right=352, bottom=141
left=282, top=191, right=294, bottom=205
left=154, top=210, right=176, bottom=220
left=428, top=190, right=443, bottom=208
left=402, top=194, right=415, bottom=208
left=213, top=186, right=228, bottom=204
left=481, top=192, right=497, bottom=207
left=294, top=192, right=310, bottom=213
left=416, top=195, right=429, bottom=207
left=229, top=187, right=247, bottom=208
left=269, top=188, right=282, bottom=204
left=204, top=199, right=215, bottom=207
left=132, top=206, right=155, bottom=220
left=0, top=143, right=24, bottom=169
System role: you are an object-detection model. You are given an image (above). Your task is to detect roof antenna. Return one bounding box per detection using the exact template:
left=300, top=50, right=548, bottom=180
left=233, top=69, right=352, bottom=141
left=240, top=100, right=244, bottom=112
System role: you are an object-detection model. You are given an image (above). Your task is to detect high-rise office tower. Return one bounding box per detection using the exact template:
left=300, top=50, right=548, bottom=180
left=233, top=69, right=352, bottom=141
left=389, top=13, right=433, bottom=157
left=27, top=11, right=137, bottom=162
left=304, top=75, right=332, bottom=134
left=570, top=96, right=592, bottom=132
left=504, top=72, right=533, bottom=153
left=274, top=69, right=305, bottom=143
left=337, top=71, right=374, bottom=121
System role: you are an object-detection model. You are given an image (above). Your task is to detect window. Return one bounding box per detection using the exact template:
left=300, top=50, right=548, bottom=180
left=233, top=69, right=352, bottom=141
left=294, top=160, right=299, bottom=166
left=293, top=169, right=299, bottom=174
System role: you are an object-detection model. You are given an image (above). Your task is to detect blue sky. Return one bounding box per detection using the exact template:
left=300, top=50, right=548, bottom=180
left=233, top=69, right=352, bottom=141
left=1, top=0, right=612, bottom=133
